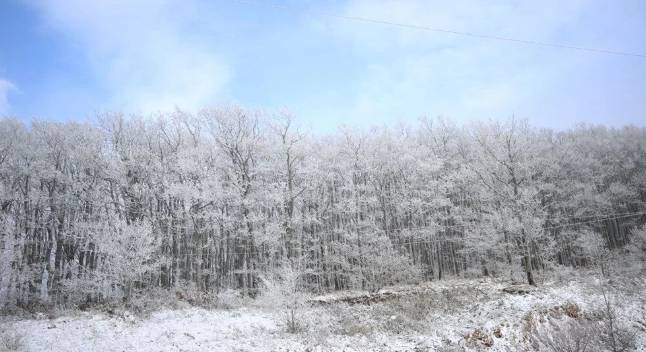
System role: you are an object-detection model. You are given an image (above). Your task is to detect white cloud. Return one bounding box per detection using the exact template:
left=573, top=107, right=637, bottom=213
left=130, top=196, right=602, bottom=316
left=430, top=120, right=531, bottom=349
left=31, top=0, right=231, bottom=114
left=334, top=0, right=587, bottom=53
left=326, top=0, right=588, bottom=123
left=0, top=79, right=16, bottom=115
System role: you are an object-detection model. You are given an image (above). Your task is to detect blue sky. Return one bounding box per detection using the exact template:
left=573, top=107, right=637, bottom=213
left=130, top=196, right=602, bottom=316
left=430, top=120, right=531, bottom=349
left=0, top=0, right=645, bottom=131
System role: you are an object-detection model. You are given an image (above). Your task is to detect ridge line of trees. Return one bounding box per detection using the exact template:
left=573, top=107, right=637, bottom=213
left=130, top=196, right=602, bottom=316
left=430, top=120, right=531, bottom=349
left=1, top=107, right=645, bottom=308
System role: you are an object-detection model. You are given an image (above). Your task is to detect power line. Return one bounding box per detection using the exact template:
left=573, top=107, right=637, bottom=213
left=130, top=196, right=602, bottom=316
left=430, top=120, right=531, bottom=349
left=318, top=210, right=646, bottom=235
left=543, top=210, right=645, bottom=222
left=12, top=209, right=643, bottom=259
left=230, top=0, right=646, bottom=59
left=200, top=210, right=646, bottom=255
left=15, top=210, right=646, bottom=255
left=250, top=210, right=646, bottom=253
left=542, top=212, right=646, bottom=230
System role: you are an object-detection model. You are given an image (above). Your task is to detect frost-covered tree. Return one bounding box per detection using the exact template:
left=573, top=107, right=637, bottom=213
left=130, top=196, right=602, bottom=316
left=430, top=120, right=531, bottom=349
left=99, top=220, right=160, bottom=301
left=1, top=110, right=645, bottom=308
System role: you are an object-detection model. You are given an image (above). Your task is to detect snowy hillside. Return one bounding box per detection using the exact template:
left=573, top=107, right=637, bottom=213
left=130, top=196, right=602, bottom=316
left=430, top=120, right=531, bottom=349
left=3, top=276, right=644, bottom=352
left=2, top=0, right=646, bottom=350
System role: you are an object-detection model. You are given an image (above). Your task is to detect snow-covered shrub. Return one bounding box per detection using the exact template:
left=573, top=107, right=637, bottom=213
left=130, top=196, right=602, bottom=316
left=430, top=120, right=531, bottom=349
left=627, top=225, right=646, bottom=257
left=529, top=308, right=636, bottom=352
left=598, top=285, right=637, bottom=352
left=125, top=287, right=189, bottom=316
left=256, top=263, right=309, bottom=333
left=296, top=306, right=335, bottom=338
left=330, top=305, right=375, bottom=336
left=326, top=295, right=433, bottom=336
left=530, top=319, right=598, bottom=352
left=171, top=281, right=216, bottom=307
left=101, top=219, right=161, bottom=302
left=575, top=229, right=611, bottom=276
left=216, top=289, right=242, bottom=309
left=396, top=295, right=433, bottom=321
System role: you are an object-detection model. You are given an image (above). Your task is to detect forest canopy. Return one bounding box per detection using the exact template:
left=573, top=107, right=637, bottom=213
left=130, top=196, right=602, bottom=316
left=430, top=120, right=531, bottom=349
left=1, top=107, right=645, bottom=309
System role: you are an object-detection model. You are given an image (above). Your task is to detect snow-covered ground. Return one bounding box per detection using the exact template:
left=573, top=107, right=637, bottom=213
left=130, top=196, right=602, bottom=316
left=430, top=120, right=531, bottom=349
left=3, top=276, right=645, bottom=351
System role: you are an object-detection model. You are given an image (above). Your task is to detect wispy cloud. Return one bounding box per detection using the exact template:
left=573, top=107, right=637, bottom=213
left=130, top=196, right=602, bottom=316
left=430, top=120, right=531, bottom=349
left=0, top=78, right=16, bottom=115
left=324, top=0, right=605, bottom=124
left=29, top=0, right=231, bottom=114
left=336, top=0, right=586, bottom=48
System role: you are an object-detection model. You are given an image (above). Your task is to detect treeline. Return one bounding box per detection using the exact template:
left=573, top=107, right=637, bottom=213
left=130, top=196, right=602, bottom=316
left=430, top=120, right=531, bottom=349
left=0, top=107, right=645, bottom=309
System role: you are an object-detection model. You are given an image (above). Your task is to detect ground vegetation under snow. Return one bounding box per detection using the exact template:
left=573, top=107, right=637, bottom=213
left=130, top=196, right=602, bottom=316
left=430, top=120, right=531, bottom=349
left=2, top=273, right=645, bottom=352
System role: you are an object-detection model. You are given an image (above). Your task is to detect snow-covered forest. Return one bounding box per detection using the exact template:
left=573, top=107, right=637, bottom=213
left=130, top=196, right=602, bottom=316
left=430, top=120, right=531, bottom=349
left=2, top=1, right=646, bottom=350
left=1, top=108, right=645, bottom=311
